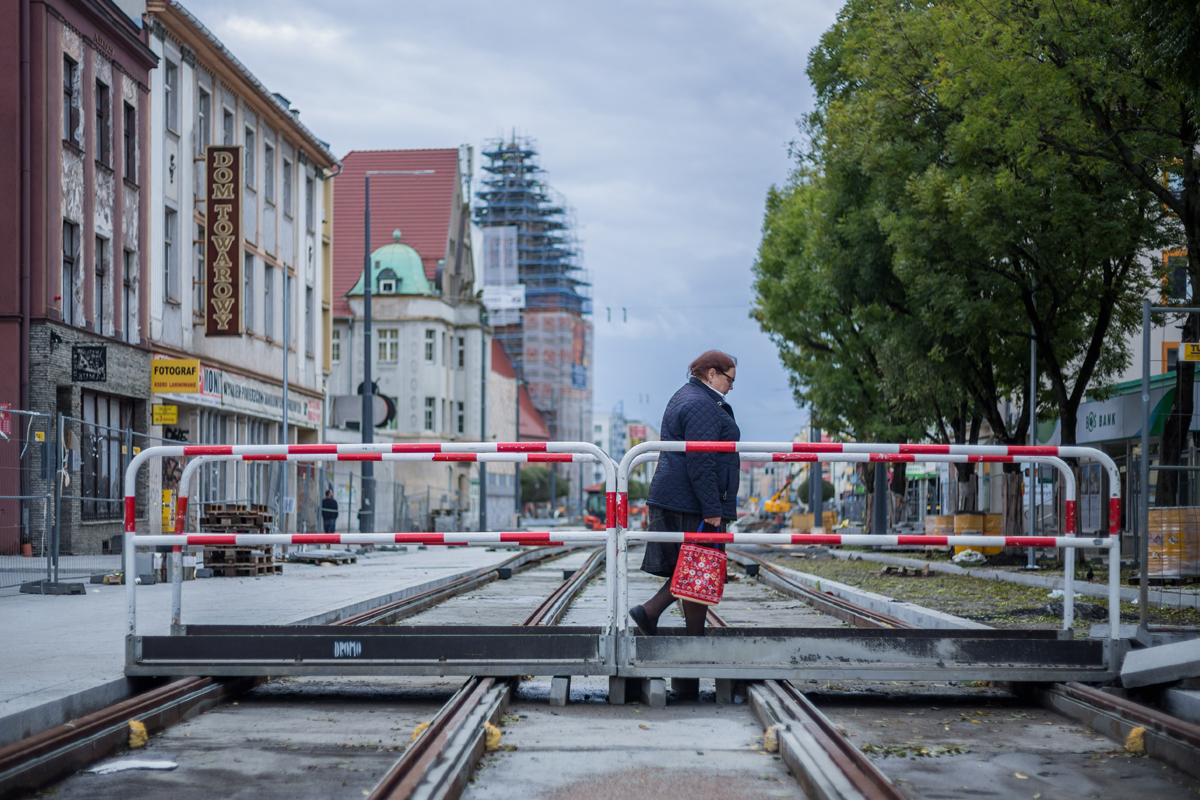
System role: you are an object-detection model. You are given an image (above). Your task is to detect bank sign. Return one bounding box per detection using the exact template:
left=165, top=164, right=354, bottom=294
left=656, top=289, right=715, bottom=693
left=205, top=145, right=242, bottom=337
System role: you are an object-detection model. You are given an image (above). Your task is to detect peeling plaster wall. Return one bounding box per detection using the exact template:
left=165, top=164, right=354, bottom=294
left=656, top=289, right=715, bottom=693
left=122, top=71, right=142, bottom=345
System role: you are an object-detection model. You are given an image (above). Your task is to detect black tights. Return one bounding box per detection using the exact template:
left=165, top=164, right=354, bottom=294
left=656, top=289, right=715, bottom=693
left=641, top=579, right=707, bottom=636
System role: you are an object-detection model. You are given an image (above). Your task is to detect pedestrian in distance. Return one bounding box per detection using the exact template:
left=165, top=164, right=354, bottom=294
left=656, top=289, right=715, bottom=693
left=629, top=350, right=740, bottom=637
left=321, top=489, right=339, bottom=534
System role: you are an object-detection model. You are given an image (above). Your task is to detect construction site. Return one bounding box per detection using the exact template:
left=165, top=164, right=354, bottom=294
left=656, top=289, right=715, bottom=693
left=475, top=137, right=594, bottom=513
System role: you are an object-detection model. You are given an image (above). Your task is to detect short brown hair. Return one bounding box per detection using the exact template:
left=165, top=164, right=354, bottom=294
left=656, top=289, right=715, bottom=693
left=688, top=350, right=736, bottom=380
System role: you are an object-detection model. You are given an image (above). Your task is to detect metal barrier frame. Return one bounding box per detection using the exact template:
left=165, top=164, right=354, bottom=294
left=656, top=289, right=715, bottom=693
left=121, top=442, right=616, bottom=643
left=617, top=442, right=1123, bottom=643
left=117, top=439, right=1126, bottom=683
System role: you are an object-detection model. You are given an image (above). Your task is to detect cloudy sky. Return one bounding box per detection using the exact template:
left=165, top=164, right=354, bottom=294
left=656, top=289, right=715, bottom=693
left=184, top=0, right=843, bottom=441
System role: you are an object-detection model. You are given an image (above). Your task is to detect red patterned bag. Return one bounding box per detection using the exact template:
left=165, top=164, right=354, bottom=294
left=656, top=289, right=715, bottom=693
left=670, top=543, right=727, bottom=606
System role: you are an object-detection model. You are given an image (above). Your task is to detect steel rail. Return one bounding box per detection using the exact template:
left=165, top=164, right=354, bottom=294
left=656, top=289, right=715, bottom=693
left=726, top=549, right=910, bottom=629
left=366, top=549, right=606, bottom=800
left=752, top=679, right=908, bottom=800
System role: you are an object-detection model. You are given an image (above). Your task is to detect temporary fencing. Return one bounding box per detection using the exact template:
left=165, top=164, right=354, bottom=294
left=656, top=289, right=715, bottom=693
left=618, top=441, right=1123, bottom=638
left=0, top=409, right=55, bottom=589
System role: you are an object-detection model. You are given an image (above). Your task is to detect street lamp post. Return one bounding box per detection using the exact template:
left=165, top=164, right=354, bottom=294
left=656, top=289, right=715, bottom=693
left=359, top=169, right=434, bottom=533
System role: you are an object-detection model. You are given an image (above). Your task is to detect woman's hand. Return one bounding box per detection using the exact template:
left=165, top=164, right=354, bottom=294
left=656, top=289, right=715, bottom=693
left=704, top=516, right=721, bottom=529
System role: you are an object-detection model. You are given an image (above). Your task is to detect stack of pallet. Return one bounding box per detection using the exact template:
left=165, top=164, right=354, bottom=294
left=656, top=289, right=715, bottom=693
left=200, top=502, right=281, bottom=577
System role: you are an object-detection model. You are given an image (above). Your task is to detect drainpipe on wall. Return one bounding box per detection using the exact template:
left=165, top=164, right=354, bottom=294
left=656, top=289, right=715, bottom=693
left=20, top=0, right=31, bottom=412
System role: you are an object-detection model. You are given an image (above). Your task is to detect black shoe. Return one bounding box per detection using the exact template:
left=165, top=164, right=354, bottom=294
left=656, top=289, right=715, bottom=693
left=629, top=604, right=657, bottom=636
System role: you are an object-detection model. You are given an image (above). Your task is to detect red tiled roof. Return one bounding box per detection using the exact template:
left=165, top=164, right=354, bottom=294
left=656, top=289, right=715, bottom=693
left=331, top=149, right=460, bottom=317
left=491, top=339, right=549, bottom=440
left=491, top=338, right=515, bottom=378
left=519, top=384, right=550, bottom=441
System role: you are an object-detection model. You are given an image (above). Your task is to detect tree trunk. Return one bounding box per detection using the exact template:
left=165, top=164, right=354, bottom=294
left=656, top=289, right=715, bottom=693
left=1156, top=312, right=1198, bottom=507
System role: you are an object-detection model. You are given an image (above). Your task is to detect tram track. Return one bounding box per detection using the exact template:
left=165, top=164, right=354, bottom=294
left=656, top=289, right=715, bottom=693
left=8, top=542, right=1200, bottom=800
left=0, top=545, right=586, bottom=798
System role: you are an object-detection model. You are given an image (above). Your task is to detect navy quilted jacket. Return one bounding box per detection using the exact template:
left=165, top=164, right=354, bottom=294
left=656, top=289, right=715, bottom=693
left=646, top=377, right=741, bottom=520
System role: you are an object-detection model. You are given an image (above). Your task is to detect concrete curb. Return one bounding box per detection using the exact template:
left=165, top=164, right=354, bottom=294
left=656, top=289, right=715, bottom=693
left=0, top=677, right=139, bottom=749
left=824, top=549, right=1200, bottom=611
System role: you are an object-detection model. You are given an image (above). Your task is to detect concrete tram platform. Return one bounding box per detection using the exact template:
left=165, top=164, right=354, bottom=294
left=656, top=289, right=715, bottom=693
left=0, top=546, right=535, bottom=747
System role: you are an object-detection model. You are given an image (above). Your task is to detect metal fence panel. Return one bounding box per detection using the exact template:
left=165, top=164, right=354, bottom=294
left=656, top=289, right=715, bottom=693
left=0, top=409, right=55, bottom=589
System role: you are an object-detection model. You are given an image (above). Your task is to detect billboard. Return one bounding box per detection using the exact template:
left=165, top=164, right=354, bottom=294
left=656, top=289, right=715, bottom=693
left=205, top=145, right=242, bottom=336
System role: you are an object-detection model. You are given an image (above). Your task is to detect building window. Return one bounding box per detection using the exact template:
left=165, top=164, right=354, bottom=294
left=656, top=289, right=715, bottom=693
left=243, top=252, right=254, bottom=331
left=94, top=236, right=108, bottom=333
left=123, top=249, right=135, bottom=343
left=193, top=222, right=205, bottom=314
left=424, top=329, right=435, bottom=362
left=282, top=158, right=293, bottom=217
left=244, top=127, right=255, bottom=187
left=457, top=336, right=465, bottom=368
left=123, top=102, right=136, bottom=182
left=385, top=397, right=399, bottom=431
left=264, top=264, right=274, bottom=339
left=222, top=107, right=233, bottom=146
left=95, top=80, right=111, bottom=166
left=63, top=56, right=79, bottom=146
left=62, top=221, right=78, bottom=326
left=197, top=87, right=211, bottom=155
left=263, top=142, right=274, bottom=203
left=81, top=390, right=133, bottom=520
left=379, top=328, right=399, bottom=362
left=163, top=208, right=178, bottom=301
left=457, top=401, right=464, bottom=435
left=331, top=329, right=340, bottom=363
left=441, top=399, right=446, bottom=432
left=305, top=287, right=314, bottom=356
left=441, top=332, right=447, bottom=366
left=287, top=275, right=295, bottom=346
left=424, top=397, right=435, bottom=432
left=305, top=176, right=315, bottom=232
left=164, top=60, right=178, bottom=133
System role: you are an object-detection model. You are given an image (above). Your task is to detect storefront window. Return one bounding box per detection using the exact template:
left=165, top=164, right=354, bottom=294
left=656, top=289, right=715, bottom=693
left=81, top=391, right=134, bottom=520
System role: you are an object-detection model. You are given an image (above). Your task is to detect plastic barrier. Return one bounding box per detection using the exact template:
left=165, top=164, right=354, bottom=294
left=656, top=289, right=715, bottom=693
left=121, top=442, right=616, bottom=638
left=618, top=442, right=1121, bottom=639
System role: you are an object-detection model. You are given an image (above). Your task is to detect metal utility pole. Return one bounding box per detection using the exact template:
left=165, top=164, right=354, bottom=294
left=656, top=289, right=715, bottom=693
left=479, top=309, right=488, bottom=532
left=810, top=417, right=823, bottom=529
left=281, top=268, right=289, bottom=527
left=360, top=175, right=375, bottom=533
left=514, top=373, right=522, bottom=525
left=360, top=169, right=435, bottom=533
left=872, top=460, right=887, bottom=535
left=1028, top=276, right=1038, bottom=569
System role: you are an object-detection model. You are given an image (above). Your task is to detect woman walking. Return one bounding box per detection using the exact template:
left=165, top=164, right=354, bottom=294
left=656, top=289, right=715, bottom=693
left=629, top=350, right=740, bottom=636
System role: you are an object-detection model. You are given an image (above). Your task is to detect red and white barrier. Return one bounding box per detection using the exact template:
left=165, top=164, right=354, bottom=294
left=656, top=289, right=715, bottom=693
left=627, top=532, right=1116, bottom=549
left=122, top=441, right=617, bottom=638
left=130, top=532, right=607, bottom=547
left=617, top=441, right=1122, bottom=639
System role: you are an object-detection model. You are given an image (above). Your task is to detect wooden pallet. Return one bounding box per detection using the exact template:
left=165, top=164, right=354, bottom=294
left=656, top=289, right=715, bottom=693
left=208, top=563, right=283, bottom=577
left=283, top=551, right=357, bottom=565
left=204, top=546, right=275, bottom=566
left=201, top=513, right=274, bottom=528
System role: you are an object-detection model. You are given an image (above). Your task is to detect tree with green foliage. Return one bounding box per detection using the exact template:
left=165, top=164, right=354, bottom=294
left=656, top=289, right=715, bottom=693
left=519, top=467, right=570, bottom=504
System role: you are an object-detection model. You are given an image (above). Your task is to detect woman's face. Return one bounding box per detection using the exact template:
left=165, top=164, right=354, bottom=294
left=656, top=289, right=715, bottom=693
left=707, top=365, right=736, bottom=393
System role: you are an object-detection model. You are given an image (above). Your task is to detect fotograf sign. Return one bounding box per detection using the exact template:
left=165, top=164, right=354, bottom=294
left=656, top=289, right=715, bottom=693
left=205, top=145, right=242, bottom=336
left=151, top=359, right=201, bottom=393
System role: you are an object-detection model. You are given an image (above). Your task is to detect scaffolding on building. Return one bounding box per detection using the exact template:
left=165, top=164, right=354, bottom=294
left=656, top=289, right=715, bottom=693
left=475, top=136, right=593, bottom=512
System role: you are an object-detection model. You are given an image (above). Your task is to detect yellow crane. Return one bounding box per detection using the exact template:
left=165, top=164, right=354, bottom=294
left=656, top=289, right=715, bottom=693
left=763, top=472, right=796, bottom=515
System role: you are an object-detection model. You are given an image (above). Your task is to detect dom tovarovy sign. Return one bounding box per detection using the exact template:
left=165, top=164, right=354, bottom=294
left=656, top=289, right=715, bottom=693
left=205, top=145, right=242, bottom=336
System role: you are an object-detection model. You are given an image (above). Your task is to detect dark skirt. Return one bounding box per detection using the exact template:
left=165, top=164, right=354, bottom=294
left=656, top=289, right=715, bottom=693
left=640, top=506, right=724, bottom=578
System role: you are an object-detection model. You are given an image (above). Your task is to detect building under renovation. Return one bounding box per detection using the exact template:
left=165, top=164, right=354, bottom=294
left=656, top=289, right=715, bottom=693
left=475, top=137, right=592, bottom=512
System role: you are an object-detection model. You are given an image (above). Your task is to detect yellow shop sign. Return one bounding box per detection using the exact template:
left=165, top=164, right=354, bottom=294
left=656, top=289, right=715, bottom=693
left=151, top=359, right=201, bottom=393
